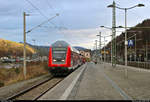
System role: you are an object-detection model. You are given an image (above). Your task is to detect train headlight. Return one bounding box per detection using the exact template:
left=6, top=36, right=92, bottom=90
left=61, top=59, right=65, bottom=62
left=53, top=59, right=57, bottom=62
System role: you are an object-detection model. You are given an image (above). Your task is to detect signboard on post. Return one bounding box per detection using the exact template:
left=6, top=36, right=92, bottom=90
left=128, top=40, right=134, bottom=47
left=101, top=51, right=109, bottom=54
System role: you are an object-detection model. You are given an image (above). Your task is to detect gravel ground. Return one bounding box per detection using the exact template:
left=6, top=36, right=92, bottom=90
left=0, top=74, right=51, bottom=99
left=0, top=63, right=22, bottom=69
left=99, top=63, right=150, bottom=100
left=16, top=78, right=63, bottom=100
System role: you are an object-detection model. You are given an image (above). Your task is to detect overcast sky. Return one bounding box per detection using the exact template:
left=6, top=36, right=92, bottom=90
left=0, top=0, right=150, bottom=49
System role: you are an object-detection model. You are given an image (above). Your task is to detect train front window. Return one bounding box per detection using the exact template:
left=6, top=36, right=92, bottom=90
left=53, top=51, right=66, bottom=59
left=52, top=48, right=67, bottom=63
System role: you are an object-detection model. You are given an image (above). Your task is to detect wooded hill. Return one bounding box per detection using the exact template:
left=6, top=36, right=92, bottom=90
left=105, top=19, right=150, bottom=61
left=0, top=39, right=36, bottom=57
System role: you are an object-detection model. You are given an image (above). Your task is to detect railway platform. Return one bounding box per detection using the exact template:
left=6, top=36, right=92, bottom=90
left=39, top=62, right=150, bottom=100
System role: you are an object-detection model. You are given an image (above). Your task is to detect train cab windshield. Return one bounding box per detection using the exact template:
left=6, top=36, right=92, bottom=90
left=52, top=47, right=67, bottom=64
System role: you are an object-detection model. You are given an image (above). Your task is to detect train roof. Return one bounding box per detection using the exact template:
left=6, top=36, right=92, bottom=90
left=51, top=40, right=80, bottom=54
left=51, top=40, right=70, bottom=47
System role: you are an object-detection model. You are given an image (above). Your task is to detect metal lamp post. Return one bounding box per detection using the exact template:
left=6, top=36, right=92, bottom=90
left=107, top=3, right=145, bottom=77
left=95, top=40, right=98, bottom=64
left=100, top=26, right=113, bottom=65
left=107, top=1, right=116, bottom=68
left=97, top=32, right=102, bottom=63
left=100, top=26, right=118, bottom=66
left=100, top=36, right=110, bottom=67
left=104, top=37, right=107, bottom=68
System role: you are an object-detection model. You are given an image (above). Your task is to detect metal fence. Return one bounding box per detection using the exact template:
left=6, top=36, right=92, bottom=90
left=117, top=61, right=150, bottom=69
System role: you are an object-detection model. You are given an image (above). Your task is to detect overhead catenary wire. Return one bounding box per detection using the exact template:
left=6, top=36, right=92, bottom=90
left=25, top=0, right=71, bottom=45
left=45, top=0, right=70, bottom=41
left=25, top=0, right=48, bottom=19
left=25, top=0, right=68, bottom=31
left=45, top=0, right=68, bottom=30
left=26, top=14, right=59, bottom=33
left=46, top=0, right=54, bottom=10
left=25, top=0, right=56, bottom=27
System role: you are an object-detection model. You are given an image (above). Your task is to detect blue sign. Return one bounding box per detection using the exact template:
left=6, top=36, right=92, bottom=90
left=128, top=40, right=134, bottom=47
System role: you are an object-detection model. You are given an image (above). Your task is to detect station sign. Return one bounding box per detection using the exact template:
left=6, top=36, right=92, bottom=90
left=128, top=40, right=134, bottom=47
left=101, top=51, right=109, bottom=54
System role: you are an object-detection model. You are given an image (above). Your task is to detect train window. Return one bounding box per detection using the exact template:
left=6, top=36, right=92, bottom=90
left=52, top=47, right=67, bottom=63
left=53, top=47, right=67, bottom=50
left=53, top=51, right=66, bottom=54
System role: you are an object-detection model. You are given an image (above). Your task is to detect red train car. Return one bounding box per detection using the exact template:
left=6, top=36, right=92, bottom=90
left=48, top=40, right=83, bottom=76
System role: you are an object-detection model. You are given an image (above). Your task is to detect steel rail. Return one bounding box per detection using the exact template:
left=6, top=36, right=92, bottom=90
left=6, top=76, right=54, bottom=100
left=34, top=78, right=64, bottom=100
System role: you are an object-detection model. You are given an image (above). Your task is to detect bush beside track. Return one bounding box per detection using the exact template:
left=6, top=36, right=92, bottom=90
left=0, top=61, right=49, bottom=87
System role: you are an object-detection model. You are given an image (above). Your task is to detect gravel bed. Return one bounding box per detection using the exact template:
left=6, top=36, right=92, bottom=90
left=16, top=78, right=63, bottom=100
left=0, top=74, right=51, bottom=99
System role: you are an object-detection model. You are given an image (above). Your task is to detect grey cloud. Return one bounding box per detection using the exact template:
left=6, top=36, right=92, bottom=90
left=0, top=0, right=150, bottom=49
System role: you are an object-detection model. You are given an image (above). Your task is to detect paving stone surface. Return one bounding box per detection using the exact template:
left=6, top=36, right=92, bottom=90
left=101, top=63, right=150, bottom=100
left=68, top=62, right=123, bottom=100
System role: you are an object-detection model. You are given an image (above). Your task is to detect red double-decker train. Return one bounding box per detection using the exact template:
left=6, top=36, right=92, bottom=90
left=48, top=40, right=85, bottom=76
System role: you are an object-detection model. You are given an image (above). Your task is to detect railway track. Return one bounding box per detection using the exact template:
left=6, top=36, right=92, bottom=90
left=6, top=77, right=64, bottom=100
